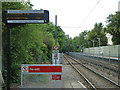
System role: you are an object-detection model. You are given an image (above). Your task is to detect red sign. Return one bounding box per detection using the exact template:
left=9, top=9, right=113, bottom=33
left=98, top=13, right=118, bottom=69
left=28, top=66, right=62, bottom=73
left=54, top=53, right=58, bottom=59
left=54, top=45, right=58, bottom=50
left=52, top=75, right=61, bottom=80
left=22, top=66, right=28, bottom=72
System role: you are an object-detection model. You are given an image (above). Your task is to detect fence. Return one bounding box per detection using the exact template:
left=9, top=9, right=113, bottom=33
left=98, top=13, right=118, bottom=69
left=83, top=45, right=120, bottom=58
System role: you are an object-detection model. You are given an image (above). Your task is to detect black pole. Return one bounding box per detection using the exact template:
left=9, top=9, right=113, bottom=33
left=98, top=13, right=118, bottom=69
left=7, top=25, right=11, bottom=90
left=55, top=15, right=57, bottom=45
left=55, top=15, right=57, bottom=64
left=118, top=45, right=120, bottom=85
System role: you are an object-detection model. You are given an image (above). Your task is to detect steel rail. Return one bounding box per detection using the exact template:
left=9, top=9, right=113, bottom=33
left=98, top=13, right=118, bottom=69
left=67, top=55, right=120, bottom=88
left=63, top=55, right=97, bottom=89
left=79, top=54, right=118, bottom=72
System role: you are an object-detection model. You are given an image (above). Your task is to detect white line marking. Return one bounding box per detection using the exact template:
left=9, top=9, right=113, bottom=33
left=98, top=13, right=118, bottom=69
left=78, top=81, right=87, bottom=89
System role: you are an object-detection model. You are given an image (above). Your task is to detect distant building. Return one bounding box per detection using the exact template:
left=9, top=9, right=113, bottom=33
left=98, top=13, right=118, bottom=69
left=106, top=33, right=113, bottom=45
left=118, top=1, right=120, bottom=11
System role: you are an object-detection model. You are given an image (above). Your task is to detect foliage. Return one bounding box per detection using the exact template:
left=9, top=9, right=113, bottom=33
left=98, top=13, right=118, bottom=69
left=2, top=2, right=32, bottom=10
left=64, top=23, right=107, bottom=52
left=56, top=26, right=66, bottom=52
left=62, top=37, right=73, bottom=52
left=106, top=12, right=120, bottom=45
left=2, top=2, right=67, bottom=88
left=72, top=31, right=88, bottom=52
left=87, top=23, right=107, bottom=47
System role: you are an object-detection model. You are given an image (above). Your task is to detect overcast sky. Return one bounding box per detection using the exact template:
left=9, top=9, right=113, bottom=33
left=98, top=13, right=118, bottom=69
left=30, top=0, right=119, bottom=38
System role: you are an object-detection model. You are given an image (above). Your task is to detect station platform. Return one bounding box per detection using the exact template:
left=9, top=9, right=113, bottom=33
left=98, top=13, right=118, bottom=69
left=63, top=64, right=86, bottom=88
left=71, top=52, right=119, bottom=61
left=12, top=61, right=86, bottom=89
left=62, top=57, right=88, bottom=89
left=20, top=63, right=86, bottom=89
left=89, top=54, right=119, bottom=61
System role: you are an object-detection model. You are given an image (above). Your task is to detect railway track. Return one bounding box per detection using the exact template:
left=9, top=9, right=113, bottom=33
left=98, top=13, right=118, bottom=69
left=64, top=54, right=120, bottom=89
left=68, top=53, right=119, bottom=83
left=84, top=55, right=118, bottom=72
left=63, top=54, right=96, bottom=89
left=70, top=53, right=118, bottom=72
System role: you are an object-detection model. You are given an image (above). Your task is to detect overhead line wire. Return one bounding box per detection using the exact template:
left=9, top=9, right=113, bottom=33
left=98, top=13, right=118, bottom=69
left=61, top=0, right=101, bottom=29
left=80, top=0, right=101, bottom=26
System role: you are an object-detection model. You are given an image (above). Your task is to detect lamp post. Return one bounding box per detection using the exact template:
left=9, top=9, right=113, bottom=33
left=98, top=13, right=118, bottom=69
left=89, top=40, right=95, bottom=57
left=88, top=41, right=90, bottom=57
left=108, top=43, right=110, bottom=74
left=92, top=40, right=94, bottom=59
left=84, top=35, right=88, bottom=56
left=97, top=38, right=100, bottom=55
left=82, top=43, right=86, bottom=56
left=106, top=34, right=111, bottom=74
left=97, top=38, right=101, bottom=61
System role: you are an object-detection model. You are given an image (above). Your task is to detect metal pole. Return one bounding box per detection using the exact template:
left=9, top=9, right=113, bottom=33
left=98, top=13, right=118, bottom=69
left=55, top=53, right=57, bottom=64
left=0, top=2, right=3, bottom=89
left=117, top=1, right=120, bottom=80
left=98, top=38, right=100, bottom=55
left=109, top=44, right=110, bottom=74
left=99, top=38, right=100, bottom=66
left=88, top=41, right=90, bottom=57
left=55, top=15, right=57, bottom=64
left=62, top=53, right=63, bottom=64
left=102, top=52, right=104, bottom=71
left=7, top=25, right=11, bottom=90
left=107, top=35, right=111, bottom=74
left=93, top=40, right=94, bottom=59
left=55, top=15, right=57, bottom=45
left=97, top=38, right=100, bottom=60
left=118, top=45, right=120, bottom=85
left=21, top=73, right=22, bottom=88
left=0, top=1, right=2, bottom=74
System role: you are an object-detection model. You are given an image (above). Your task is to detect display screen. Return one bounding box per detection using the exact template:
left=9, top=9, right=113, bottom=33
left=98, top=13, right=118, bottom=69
left=2, top=10, right=49, bottom=23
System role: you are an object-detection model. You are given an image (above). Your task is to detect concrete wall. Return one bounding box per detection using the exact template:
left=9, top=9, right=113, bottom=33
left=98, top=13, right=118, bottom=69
left=83, top=45, right=120, bottom=57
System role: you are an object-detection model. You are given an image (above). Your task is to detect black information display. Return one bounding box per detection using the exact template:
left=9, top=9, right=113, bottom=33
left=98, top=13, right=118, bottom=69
left=2, top=10, right=49, bottom=24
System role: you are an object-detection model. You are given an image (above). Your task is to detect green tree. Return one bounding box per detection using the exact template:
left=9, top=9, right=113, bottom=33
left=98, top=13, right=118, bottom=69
left=2, top=2, right=67, bottom=88
left=2, top=2, right=32, bottom=10
left=87, top=23, right=107, bottom=47
left=62, top=37, right=73, bottom=52
left=106, top=12, right=120, bottom=45
left=71, top=31, right=88, bottom=52
left=2, top=2, right=34, bottom=86
left=57, top=26, right=66, bottom=52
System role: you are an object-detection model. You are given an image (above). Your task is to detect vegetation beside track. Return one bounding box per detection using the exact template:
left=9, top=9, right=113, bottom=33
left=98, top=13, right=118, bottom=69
left=2, top=2, right=67, bottom=89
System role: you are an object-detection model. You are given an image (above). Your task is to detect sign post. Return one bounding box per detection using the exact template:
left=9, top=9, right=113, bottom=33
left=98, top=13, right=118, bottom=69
left=7, top=25, right=11, bottom=89
left=53, top=45, right=59, bottom=64
left=55, top=15, right=57, bottom=45
left=52, top=50, right=59, bottom=64
left=54, top=45, right=58, bottom=50
left=53, top=15, right=59, bottom=64
left=21, top=64, right=63, bottom=88
left=2, top=10, right=49, bottom=89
